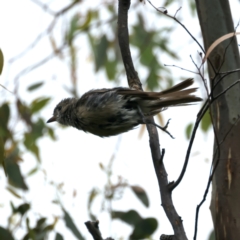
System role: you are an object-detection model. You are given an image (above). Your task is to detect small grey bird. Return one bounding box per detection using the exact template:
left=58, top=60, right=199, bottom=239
left=47, top=78, right=202, bottom=137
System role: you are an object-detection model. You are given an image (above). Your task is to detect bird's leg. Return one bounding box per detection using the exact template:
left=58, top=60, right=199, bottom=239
left=137, top=106, right=174, bottom=139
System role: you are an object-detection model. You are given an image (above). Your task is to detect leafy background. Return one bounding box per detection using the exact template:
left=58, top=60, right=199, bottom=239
left=1, top=0, right=237, bottom=239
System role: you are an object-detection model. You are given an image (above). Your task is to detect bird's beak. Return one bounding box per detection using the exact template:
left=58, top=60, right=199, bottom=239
left=46, top=116, right=56, bottom=123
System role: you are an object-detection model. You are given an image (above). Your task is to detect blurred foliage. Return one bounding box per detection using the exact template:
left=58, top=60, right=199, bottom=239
left=62, top=208, right=85, bottom=240
left=200, top=110, right=212, bottom=133
left=185, top=108, right=212, bottom=139
left=208, top=230, right=215, bottom=240
left=112, top=210, right=158, bottom=239
left=0, top=0, right=207, bottom=239
left=0, top=48, right=3, bottom=75
left=185, top=122, right=193, bottom=140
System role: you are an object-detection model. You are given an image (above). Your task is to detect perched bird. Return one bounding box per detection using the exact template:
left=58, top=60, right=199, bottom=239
left=47, top=78, right=202, bottom=137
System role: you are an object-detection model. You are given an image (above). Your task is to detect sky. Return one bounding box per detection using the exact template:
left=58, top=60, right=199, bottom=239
left=0, top=0, right=240, bottom=240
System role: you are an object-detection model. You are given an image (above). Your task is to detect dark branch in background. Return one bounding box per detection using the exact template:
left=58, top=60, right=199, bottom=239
left=85, top=221, right=114, bottom=240
left=118, top=0, right=187, bottom=239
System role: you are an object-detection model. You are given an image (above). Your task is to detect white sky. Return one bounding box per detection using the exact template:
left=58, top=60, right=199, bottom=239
left=0, top=0, right=240, bottom=240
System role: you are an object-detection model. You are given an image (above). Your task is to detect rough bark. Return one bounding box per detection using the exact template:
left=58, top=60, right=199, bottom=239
left=195, top=0, right=240, bottom=239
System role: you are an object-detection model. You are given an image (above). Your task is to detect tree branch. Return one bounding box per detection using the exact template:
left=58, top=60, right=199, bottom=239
left=117, top=0, right=187, bottom=239
left=117, top=0, right=142, bottom=90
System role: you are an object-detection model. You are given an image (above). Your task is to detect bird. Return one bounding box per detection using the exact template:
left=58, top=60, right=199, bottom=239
left=47, top=78, right=202, bottom=137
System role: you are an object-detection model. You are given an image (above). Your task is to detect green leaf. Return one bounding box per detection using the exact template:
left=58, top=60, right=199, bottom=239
left=0, top=226, right=14, bottom=240
left=201, top=110, right=212, bottom=133
left=163, top=0, right=175, bottom=6
left=66, top=14, right=80, bottom=44
left=105, top=59, right=117, bottom=80
left=0, top=103, right=10, bottom=129
left=185, top=123, right=193, bottom=139
left=23, top=218, right=36, bottom=240
left=188, top=0, right=197, bottom=16
left=30, top=97, right=51, bottom=113
left=55, top=232, right=64, bottom=240
left=6, top=187, right=22, bottom=199
left=47, top=127, right=56, bottom=140
left=16, top=99, right=32, bottom=126
left=0, top=103, right=11, bottom=142
left=88, top=34, right=108, bottom=72
left=130, top=218, right=158, bottom=239
left=130, top=185, right=149, bottom=207
left=16, top=203, right=30, bottom=216
left=24, top=134, right=41, bottom=162
left=6, top=163, right=28, bottom=190
left=78, top=10, right=92, bottom=31
left=0, top=138, right=6, bottom=175
left=27, top=81, right=44, bottom=91
left=87, top=188, right=99, bottom=221
left=146, top=68, right=161, bottom=91
left=62, top=207, right=85, bottom=240
left=31, top=118, right=45, bottom=140
left=112, top=210, right=142, bottom=226
left=0, top=49, right=4, bottom=75
left=36, top=217, right=47, bottom=228
left=6, top=149, right=28, bottom=190
left=27, top=166, right=39, bottom=176
left=10, top=201, right=16, bottom=213
left=95, top=35, right=108, bottom=71
left=140, top=45, right=154, bottom=66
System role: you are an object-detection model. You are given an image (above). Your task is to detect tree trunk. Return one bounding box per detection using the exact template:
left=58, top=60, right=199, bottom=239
left=195, top=0, right=240, bottom=239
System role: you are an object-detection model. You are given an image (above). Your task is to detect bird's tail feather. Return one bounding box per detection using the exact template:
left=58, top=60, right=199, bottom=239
left=118, top=78, right=202, bottom=116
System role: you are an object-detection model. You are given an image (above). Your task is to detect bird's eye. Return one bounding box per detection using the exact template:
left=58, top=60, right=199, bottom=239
left=56, top=106, right=62, bottom=111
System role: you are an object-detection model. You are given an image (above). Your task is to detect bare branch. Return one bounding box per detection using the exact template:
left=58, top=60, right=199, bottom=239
left=118, top=0, right=188, bottom=239
left=164, top=64, right=198, bottom=75
left=117, top=0, right=142, bottom=90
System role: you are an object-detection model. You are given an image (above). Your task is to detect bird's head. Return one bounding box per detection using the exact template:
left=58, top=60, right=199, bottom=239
left=47, top=98, right=75, bottom=125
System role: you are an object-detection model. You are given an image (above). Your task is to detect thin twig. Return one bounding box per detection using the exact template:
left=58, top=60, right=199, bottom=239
left=147, top=0, right=205, bottom=53
left=213, top=80, right=240, bottom=100
left=169, top=99, right=209, bottom=190
left=0, top=84, right=14, bottom=94
left=147, top=0, right=218, bottom=76
left=212, top=68, right=240, bottom=92
left=164, top=64, right=198, bottom=74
